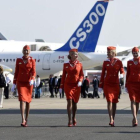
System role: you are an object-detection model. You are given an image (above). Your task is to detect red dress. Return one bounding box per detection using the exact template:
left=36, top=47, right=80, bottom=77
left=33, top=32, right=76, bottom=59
left=99, top=58, right=124, bottom=103
left=13, top=56, right=36, bottom=103
left=60, top=61, right=84, bottom=103
left=126, top=58, right=140, bottom=103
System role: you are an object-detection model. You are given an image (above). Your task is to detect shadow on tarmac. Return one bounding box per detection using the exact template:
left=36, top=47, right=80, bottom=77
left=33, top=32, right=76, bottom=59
left=0, top=109, right=132, bottom=114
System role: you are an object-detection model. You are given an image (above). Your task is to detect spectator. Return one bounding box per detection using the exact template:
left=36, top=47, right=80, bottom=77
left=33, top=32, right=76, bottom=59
left=83, top=76, right=90, bottom=98
left=48, top=74, right=54, bottom=98
left=32, top=80, right=36, bottom=98
left=54, top=76, right=58, bottom=97
left=118, top=77, right=124, bottom=99
left=0, top=66, right=6, bottom=108
left=92, top=75, right=100, bottom=98
left=35, top=75, right=41, bottom=98
left=80, top=79, right=84, bottom=98
left=4, top=73, right=11, bottom=99
left=57, top=75, right=64, bottom=98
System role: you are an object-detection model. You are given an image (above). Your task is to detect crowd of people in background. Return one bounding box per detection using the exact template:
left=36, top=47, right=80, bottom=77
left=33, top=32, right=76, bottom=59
left=0, top=45, right=138, bottom=128
left=48, top=74, right=64, bottom=98
left=0, top=72, right=124, bottom=106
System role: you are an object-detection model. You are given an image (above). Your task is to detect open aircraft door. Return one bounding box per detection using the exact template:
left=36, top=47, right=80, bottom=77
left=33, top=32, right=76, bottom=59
left=42, top=54, right=51, bottom=70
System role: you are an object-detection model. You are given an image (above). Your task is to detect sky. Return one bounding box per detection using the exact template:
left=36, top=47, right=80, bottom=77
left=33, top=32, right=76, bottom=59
left=1, top=0, right=140, bottom=46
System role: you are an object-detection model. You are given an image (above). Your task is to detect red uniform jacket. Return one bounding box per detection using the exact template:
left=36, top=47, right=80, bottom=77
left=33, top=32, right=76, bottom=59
left=126, top=58, right=140, bottom=87
left=13, top=56, right=36, bottom=84
left=60, top=61, right=84, bottom=89
left=99, top=58, right=124, bottom=88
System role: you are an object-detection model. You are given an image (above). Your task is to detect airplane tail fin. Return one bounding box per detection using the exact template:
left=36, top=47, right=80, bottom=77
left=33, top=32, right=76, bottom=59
left=0, top=33, right=7, bottom=40
left=56, top=1, right=109, bottom=52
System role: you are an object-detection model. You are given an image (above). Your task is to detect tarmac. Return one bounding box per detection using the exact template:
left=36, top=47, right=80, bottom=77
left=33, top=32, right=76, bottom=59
left=0, top=92, right=140, bottom=140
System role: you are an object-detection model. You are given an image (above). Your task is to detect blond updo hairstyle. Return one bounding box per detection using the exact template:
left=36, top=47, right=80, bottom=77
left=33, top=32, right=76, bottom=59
left=0, top=66, right=4, bottom=73
left=110, top=50, right=117, bottom=56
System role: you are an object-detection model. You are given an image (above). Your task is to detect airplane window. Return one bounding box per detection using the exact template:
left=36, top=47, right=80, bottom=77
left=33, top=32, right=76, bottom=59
left=6, top=59, right=8, bottom=62
left=38, top=59, right=40, bottom=62
left=13, top=59, right=15, bottom=62
left=3, top=59, right=5, bottom=62
left=10, top=59, right=12, bottom=62
left=0, top=59, right=1, bottom=62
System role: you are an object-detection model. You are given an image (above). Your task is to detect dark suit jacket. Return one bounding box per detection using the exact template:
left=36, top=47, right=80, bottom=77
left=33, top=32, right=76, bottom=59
left=83, top=79, right=89, bottom=88
left=57, top=78, right=61, bottom=88
left=49, top=78, right=55, bottom=87
left=93, top=79, right=99, bottom=89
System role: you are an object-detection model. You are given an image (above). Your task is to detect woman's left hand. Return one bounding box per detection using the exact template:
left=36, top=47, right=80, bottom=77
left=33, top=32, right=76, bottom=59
left=77, top=81, right=82, bottom=87
left=29, top=80, right=34, bottom=85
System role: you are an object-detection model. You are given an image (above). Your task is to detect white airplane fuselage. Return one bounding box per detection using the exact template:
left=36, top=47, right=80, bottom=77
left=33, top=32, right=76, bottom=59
left=0, top=51, right=108, bottom=79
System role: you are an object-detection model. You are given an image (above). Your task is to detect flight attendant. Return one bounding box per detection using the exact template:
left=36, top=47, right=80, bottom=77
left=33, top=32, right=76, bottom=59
left=125, top=47, right=140, bottom=127
left=11, top=45, right=36, bottom=127
left=60, top=49, right=84, bottom=127
left=99, top=46, right=124, bottom=127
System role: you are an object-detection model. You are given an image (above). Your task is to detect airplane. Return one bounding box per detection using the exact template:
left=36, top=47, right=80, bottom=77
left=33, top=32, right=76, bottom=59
left=0, top=1, right=132, bottom=81
left=0, top=1, right=110, bottom=80
left=0, top=37, right=62, bottom=52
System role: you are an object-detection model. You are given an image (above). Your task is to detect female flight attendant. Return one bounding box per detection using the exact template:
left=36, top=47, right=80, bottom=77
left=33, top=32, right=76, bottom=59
left=99, top=46, right=125, bottom=127
left=60, top=49, right=84, bottom=127
left=11, top=45, right=36, bottom=127
left=125, top=47, right=140, bottom=127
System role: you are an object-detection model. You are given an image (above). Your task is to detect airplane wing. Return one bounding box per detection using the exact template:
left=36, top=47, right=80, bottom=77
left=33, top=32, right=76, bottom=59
left=78, top=52, right=91, bottom=61
left=117, top=46, right=140, bottom=56
left=0, top=33, right=7, bottom=40
left=0, top=64, right=12, bottom=72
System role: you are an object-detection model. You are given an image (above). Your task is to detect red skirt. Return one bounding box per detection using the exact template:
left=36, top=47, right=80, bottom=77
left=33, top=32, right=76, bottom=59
left=127, top=83, right=140, bottom=103
left=17, top=81, right=33, bottom=103
left=103, top=83, right=120, bottom=103
left=64, top=83, right=81, bottom=103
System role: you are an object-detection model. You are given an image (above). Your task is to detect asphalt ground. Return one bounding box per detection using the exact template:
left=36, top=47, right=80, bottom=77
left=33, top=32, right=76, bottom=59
left=0, top=92, right=140, bottom=140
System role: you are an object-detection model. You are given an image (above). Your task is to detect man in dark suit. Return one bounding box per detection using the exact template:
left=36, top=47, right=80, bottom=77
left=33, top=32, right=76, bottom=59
left=57, top=75, right=64, bottom=98
left=92, top=75, right=100, bottom=98
left=83, top=76, right=90, bottom=98
left=118, top=77, right=124, bottom=99
left=48, top=74, right=54, bottom=97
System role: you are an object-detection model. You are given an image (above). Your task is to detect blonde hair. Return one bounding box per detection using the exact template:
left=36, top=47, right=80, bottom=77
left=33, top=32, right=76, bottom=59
left=0, top=66, right=4, bottom=73
left=68, top=51, right=78, bottom=60
left=110, top=50, right=116, bottom=56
